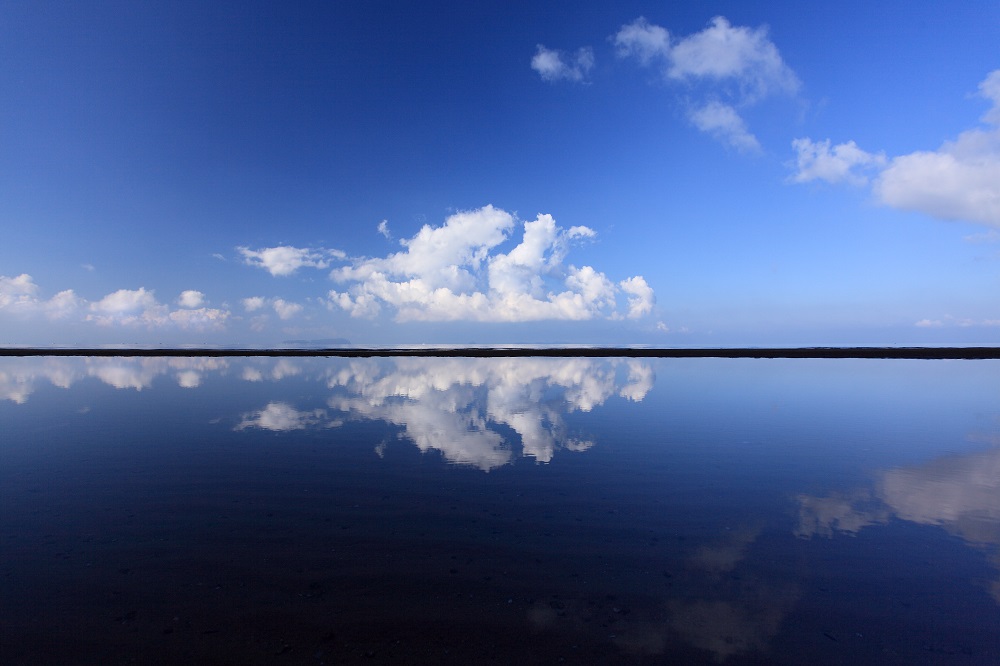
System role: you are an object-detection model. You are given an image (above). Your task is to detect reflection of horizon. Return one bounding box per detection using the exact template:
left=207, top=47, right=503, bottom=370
left=248, top=357, right=654, bottom=470
left=796, top=439, right=1000, bottom=603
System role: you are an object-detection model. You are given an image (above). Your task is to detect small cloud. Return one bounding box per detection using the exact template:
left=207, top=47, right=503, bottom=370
left=915, top=318, right=944, bottom=328
left=377, top=220, right=391, bottom=239
left=790, top=138, right=886, bottom=185
left=243, top=296, right=266, bottom=312
left=177, top=290, right=205, bottom=308
left=619, top=276, right=654, bottom=319
left=689, top=102, right=760, bottom=153
left=238, top=245, right=345, bottom=276
left=531, top=45, right=594, bottom=83
left=656, top=321, right=670, bottom=332
left=273, top=299, right=303, bottom=320
left=81, top=263, right=95, bottom=272
left=212, top=253, right=226, bottom=261
left=613, top=16, right=670, bottom=65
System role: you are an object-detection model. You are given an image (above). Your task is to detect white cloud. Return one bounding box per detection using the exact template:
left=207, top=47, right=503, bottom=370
left=666, top=17, right=798, bottom=98
left=874, top=123, right=1000, bottom=226
left=790, top=138, right=887, bottom=185
left=242, top=296, right=266, bottom=312
left=87, top=287, right=228, bottom=330
left=613, top=16, right=670, bottom=65
left=619, top=275, right=655, bottom=318
left=87, top=288, right=168, bottom=327
left=237, top=402, right=337, bottom=432
left=168, top=307, right=229, bottom=331
left=327, top=205, right=654, bottom=323
left=1, top=275, right=227, bottom=330
left=0, top=274, right=81, bottom=319
left=377, top=219, right=391, bottom=239
left=531, top=45, right=594, bottom=83
left=238, top=245, right=344, bottom=276
left=689, top=102, right=760, bottom=153
left=177, top=290, right=205, bottom=308
left=272, top=299, right=303, bottom=320
left=794, top=70, right=1000, bottom=228
left=915, top=315, right=1000, bottom=328
left=614, top=16, right=797, bottom=149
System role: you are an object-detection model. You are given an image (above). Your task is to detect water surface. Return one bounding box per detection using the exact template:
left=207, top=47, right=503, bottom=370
left=2, top=356, right=999, bottom=664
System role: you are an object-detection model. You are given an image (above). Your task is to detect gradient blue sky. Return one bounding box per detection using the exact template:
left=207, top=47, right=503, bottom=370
left=1, top=1, right=998, bottom=346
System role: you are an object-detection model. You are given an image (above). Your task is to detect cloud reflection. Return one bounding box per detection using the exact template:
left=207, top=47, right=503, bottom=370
left=796, top=439, right=1000, bottom=604
left=0, top=356, right=652, bottom=470
left=318, top=357, right=649, bottom=470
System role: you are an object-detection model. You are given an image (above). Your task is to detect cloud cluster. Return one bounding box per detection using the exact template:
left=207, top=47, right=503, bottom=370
left=238, top=244, right=345, bottom=276
left=327, top=205, right=653, bottom=322
left=792, top=69, right=1000, bottom=228
left=241, top=295, right=305, bottom=321
left=86, top=287, right=229, bottom=330
left=0, top=273, right=81, bottom=319
left=1, top=274, right=230, bottom=332
left=614, top=16, right=799, bottom=151
left=531, top=45, right=594, bottom=83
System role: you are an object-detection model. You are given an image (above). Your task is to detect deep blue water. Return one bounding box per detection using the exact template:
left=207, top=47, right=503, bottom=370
left=2, top=356, right=1000, bottom=664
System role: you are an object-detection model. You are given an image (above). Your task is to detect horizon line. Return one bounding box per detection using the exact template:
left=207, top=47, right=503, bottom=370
left=1, top=346, right=999, bottom=359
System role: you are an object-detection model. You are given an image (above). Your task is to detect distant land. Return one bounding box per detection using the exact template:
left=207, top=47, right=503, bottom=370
left=1, top=347, right=999, bottom=359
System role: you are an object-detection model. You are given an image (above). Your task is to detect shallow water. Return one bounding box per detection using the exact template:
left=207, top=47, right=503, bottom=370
left=2, top=356, right=1000, bottom=664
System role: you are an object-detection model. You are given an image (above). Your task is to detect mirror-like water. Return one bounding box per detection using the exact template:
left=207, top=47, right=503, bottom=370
left=2, top=356, right=1000, bottom=664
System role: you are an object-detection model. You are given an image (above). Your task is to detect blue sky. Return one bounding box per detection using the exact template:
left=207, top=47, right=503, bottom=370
left=1, top=1, right=998, bottom=346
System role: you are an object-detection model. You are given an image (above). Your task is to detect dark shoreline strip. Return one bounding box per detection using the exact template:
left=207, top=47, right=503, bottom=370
left=1, top=347, right=999, bottom=359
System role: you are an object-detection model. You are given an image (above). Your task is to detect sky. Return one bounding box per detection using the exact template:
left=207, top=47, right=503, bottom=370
left=1, top=0, right=998, bottom=347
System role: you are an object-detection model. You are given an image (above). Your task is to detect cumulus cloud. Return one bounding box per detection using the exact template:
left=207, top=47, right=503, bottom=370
left=790, top=138, right=887, bottom=185
left=328, top=205, right=654, bottom=323
left=794, top=70, right=1000, bottom=228
left=377, top=220, right=391, bottom=239
left=238, top=245, right=345, bottom=276
left=0, top=274, right=81, bottom=319
left=242, top=296, right=266, bottom=312
left=85, top=287, right=228, bottom=330
left=272, top=298, right=303, bottom=320
left=531, top=45, right=594, bottom=83
left=619, top=276, right=655, bottom=318
left=614, top=16, right=797, bottom=149
left=177, top=290, right=205, bottom=308
left=874, top=122, right=1000, bottom=226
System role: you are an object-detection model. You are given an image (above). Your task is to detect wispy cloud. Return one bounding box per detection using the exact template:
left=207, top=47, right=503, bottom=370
left=614, top=16, right=798, bottom=150
left=238, top=245, right=345, bottom=276
left=531, top=45, right=594, bottom=83
left=328, top=205, right=654, bottom=323
left=689, top=101, right=761, bottom=153
left=789, top=138, right=887, bottom=185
